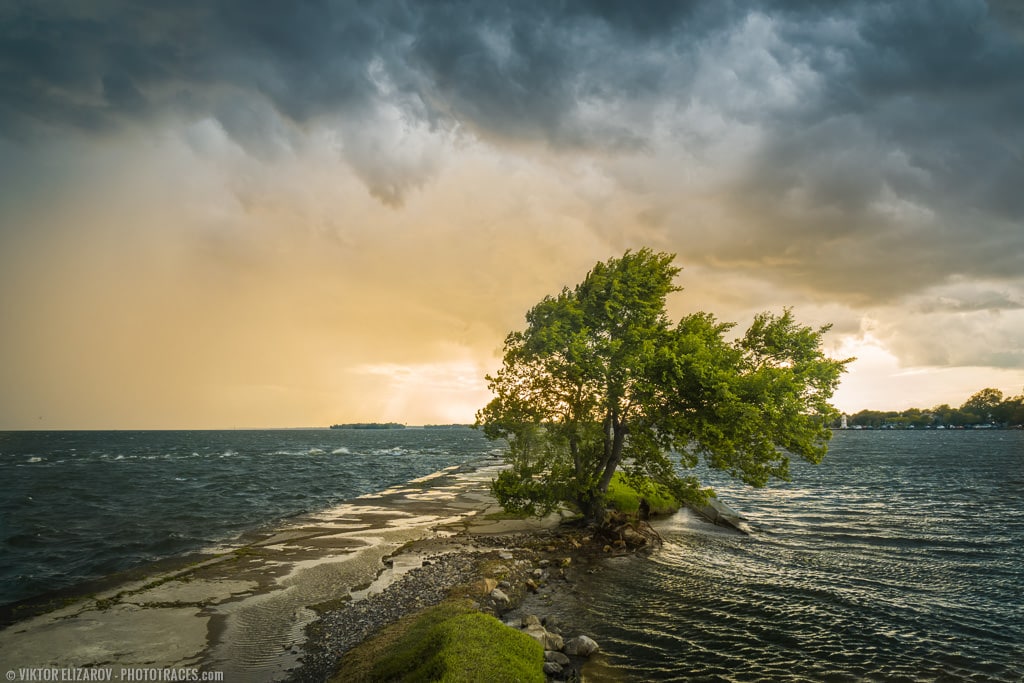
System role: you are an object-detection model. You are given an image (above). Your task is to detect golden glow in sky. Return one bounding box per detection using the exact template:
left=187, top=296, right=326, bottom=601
left=1, top=3, right=1022, bottom=428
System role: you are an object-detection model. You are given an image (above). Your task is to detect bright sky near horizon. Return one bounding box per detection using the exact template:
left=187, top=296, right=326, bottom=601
left=2, top=2, right=1023, bottom=429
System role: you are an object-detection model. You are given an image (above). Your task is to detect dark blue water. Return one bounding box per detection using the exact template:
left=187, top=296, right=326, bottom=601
left=0, top=428, right=498, bottom=607
left=3, top=430, right=1022, bottom=680
left=567, top=430, right=1024, bottom=681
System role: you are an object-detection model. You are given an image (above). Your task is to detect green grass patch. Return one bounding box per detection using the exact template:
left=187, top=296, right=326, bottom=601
left=605, top=472, right=679, bottom=516
left=334, top=598, right=544, bottom=682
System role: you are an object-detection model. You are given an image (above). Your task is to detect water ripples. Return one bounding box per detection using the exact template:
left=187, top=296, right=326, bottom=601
left=0, top=428, right=496, bottom=607
left=567, top=431, right=1024, bottom=681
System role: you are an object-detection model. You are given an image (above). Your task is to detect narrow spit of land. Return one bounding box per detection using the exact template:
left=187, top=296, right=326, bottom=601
left=0, top=459, right=626, bottom=680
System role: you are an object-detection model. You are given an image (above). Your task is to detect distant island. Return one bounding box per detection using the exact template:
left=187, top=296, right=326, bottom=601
left=328, top=423, right=475, bottom=430
left=329, top=422, right=406, bottom=430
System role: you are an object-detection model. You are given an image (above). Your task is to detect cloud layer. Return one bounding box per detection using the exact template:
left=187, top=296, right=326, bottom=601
left=2, top=1, right=1023, bottom=426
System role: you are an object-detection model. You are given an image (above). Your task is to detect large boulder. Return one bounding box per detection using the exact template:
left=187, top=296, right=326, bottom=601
left=542, top=615, right=563, bottom=635
left=545, top=650, right=570, bottom=665
left=621, top=525, right=648, bottom=547
left=564, top=635, right=600, bottom=657
left=543, top=661, right=563, bottom=677
left=524, top=624, right=564, bottom=652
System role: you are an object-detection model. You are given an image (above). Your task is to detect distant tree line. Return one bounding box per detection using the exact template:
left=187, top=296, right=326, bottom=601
left=840, top=388, right=1024, bottom=429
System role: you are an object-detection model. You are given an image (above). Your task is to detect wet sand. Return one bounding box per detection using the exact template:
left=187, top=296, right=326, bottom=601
left=0, top=459, right=573, bottom=680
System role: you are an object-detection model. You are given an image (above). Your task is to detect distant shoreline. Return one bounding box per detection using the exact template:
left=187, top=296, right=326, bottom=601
left=835, top=424, right=1022, bottom=430
left=327, top=423, right=473, bottom=430
left=329, top=422, right=406, bottom=430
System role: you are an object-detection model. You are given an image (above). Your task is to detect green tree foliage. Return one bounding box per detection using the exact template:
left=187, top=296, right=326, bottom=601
left=1005, top=395, right=1024, bottom=426
left=961, top=388, right=1004, bottom=420
left=476, top=249, right=851, bottom=521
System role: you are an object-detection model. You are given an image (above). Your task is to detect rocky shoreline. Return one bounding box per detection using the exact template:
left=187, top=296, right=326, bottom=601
left=292, top=525, right=635, bottom=681
left=0, top=460, right=651, bottom=681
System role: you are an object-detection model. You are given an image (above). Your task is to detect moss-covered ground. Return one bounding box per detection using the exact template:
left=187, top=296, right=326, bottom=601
left=604, top=472, right=679, bottom=516
left=334, top=598, right=544, bottom=682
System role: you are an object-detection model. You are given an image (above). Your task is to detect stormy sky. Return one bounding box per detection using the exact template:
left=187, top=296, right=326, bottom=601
left=1, top=0, right=1022, bottom=428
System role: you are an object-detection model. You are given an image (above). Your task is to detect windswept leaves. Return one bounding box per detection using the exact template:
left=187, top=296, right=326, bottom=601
left=477, top=249, right=851, bottom=518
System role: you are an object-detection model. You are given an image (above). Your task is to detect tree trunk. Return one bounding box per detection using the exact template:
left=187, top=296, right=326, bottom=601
left=570, top=437, right=583, bottom=482
left=581, top=420, right=627, bottom=527
left=597, top=420, right=626, bottom=494
left=579, top=491, right=606, bottom=526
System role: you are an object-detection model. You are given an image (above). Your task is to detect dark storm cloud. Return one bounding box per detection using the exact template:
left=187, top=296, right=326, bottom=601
left=0, top=1, right=387, bottom=136
left=1, top=0, right=1022, bottom=295
left=0, top=1, right=735, bottom=144
left=700, top=0, right=1024, bottom=303
left=3, top=1, right=1021, bottom=142
left=405, top=1, right=731, bottom=148
left=0, top=0, right=743, bottom=206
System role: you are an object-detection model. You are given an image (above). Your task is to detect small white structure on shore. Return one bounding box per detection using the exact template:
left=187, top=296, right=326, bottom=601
left=840, top=414, right=848, bottom=429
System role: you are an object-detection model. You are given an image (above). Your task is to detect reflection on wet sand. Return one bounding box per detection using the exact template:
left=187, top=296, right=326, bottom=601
left=0, top=460, right=567, bottom=680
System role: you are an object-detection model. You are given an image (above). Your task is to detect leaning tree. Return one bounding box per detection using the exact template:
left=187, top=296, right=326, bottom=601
left=476, top=249, right=850, bottom=522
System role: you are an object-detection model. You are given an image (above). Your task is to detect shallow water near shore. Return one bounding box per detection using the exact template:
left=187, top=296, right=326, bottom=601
left=561, top=431, right=1024, bottom=681
left=0, top=428, right=501, bottom=607
left=0, top=453, right=530, bottom=679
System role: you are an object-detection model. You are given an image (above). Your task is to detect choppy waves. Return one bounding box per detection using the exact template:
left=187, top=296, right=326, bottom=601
left=0, top=428, right=500, bottom=607
left=572, top=431, right=1024, bottom=681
